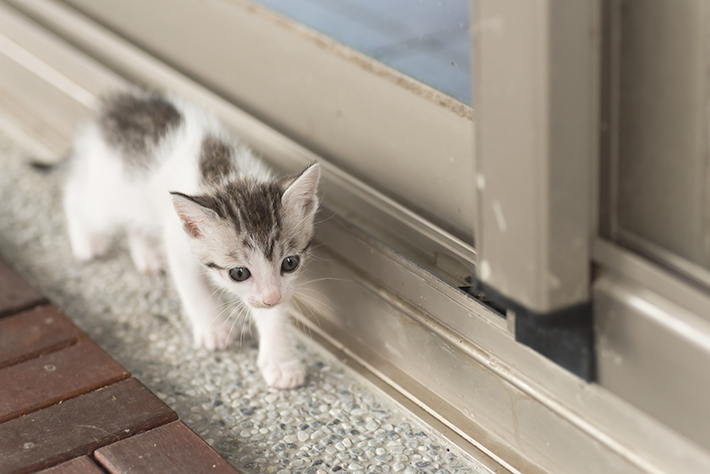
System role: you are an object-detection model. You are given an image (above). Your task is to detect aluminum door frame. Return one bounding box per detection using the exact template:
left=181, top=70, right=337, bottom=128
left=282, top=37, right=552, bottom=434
left=473, top=0, right=600, bottom=314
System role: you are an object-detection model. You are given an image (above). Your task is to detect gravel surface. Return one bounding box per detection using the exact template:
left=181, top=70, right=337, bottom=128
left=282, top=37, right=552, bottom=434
left=0, top=128, right=483, bottom=474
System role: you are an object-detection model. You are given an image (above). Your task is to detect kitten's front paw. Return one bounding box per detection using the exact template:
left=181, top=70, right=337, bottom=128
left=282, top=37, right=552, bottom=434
left=258, top=358, right=306, bottom=389
left=193, top=322, right=237, bottom=350
left=128, top=234, right=164, bottom=274
left=132, top=249, right=164, bottom=274
left=72, top=234, right=110, bottom=262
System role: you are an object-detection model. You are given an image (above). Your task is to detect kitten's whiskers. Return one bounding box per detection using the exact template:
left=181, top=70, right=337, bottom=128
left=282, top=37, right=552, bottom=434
left=290, top=298, right=314, bottom=340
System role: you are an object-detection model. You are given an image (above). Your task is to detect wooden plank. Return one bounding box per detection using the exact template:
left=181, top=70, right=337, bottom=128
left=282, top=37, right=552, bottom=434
left=0, top=377, right=178, bottom=474
left=96, top=421, right=240, bottom=474
left=0, top=305, right=86, bottom=369
left=36, top=456, right=105, bottom=474
left=0, top=259, right=46, bottom=318
left=0, top=339, right=130, bottom=423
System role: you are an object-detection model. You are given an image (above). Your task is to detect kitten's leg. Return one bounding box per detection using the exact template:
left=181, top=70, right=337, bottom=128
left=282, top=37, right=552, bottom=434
left=128, top=230, right=164, bottom=274
left=252, top=307, right=305, bottom=389
left=164, top=223, right=236, bottom=349
left=63, top=178, right=111, bottom=261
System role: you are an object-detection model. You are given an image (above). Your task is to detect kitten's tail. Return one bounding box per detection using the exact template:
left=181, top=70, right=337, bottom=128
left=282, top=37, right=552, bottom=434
left=28, top=151, right=72, bottom=173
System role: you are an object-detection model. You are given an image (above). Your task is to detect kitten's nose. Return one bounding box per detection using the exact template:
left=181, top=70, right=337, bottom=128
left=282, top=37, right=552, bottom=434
left=262, top=291, right=281, bottom=307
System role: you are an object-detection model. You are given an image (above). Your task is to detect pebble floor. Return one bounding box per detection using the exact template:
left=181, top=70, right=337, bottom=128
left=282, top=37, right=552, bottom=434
left=0, top=128, right=484, bottom=474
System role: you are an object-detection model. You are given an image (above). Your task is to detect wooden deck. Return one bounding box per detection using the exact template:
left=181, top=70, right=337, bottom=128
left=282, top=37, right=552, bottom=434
left=0, top=259, right=241, bottom=474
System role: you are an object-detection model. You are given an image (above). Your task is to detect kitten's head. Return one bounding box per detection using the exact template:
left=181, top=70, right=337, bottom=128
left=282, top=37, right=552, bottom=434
left=170, top=163, right=320, bottom=309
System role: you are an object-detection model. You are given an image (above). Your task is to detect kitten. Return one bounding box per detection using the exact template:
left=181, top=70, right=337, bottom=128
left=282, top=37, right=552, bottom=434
left=63, top=89, right=319, bottom=389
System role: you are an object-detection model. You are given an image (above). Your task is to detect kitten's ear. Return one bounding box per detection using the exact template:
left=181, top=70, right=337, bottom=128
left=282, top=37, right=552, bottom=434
left=280, top=163, right=320, bottom=217
left=170, top=192, right=219, bottom=238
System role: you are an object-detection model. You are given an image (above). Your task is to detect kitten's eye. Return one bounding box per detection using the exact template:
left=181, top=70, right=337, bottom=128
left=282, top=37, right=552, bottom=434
left=281, top=256, right=300, bottom=273
left=229, top=267, right=251, bottom=282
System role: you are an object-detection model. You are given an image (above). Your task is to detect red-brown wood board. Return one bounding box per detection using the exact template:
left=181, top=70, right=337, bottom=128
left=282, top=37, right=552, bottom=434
left=35, top=456, right=106, bottom=474
left=96, top=421, right=240, bottom=474
left=0, top=339, right=131, bottom=423
left=0, top=378, right=178, bottom=474
left=0, top=258, right=241, bottom=474
left=0, top=305, right=87, bottom=369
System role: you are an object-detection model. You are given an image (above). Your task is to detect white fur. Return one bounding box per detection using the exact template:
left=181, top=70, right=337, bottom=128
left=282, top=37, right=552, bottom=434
left=64, top=94, right=318, bottom=389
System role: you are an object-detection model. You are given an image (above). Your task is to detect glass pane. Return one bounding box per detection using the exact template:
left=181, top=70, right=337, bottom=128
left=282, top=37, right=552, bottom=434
left=252, top=0, right=472, bottom=104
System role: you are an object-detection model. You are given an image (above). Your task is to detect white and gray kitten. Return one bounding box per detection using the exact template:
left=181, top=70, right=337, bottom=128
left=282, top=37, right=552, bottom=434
left=63, top=89, right=319, bottom=389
